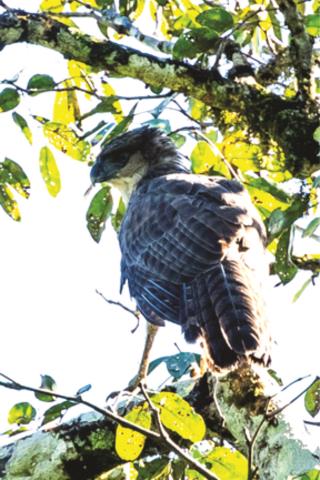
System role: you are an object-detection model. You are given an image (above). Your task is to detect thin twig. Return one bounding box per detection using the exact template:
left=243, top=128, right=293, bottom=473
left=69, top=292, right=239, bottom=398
left=0, top=373, right=160, bottom=440
left=139, top=383, right=220, bottom=480
left=267, top=377, right=319, bottom=419
left=95, top=289, right=140, bottom=333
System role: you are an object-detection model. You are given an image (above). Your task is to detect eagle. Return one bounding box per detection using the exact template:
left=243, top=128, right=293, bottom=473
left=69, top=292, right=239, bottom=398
left=90, top=126, right=271, bottom=372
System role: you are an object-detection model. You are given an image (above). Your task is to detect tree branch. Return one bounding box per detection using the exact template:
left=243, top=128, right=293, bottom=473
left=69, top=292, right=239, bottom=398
left=0, top=10, right=318, bottom=176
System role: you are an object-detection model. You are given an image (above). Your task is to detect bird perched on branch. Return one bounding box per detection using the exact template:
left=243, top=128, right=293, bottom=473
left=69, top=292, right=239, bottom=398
left=91, top=126, right=271, bottom=372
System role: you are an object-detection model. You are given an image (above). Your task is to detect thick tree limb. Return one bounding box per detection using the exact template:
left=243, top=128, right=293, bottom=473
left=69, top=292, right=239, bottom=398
left=276, top=0, right=314, bottom=98
left=0, top=11, right=318, bottom=176
left=0, top=370, right=319, bottom=479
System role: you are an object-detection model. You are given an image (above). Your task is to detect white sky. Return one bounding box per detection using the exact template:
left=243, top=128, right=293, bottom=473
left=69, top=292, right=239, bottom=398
left=0, top=1, right=319, bottom=449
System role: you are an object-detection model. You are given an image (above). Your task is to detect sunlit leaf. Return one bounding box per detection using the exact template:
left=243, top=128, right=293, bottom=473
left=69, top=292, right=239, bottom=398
left=189, top=98, right=208, bottom=121
left=27, top=74, right=55, bottom=94
left=12, top=112, right=33, bottom=144
left=39, top=146, right=61, bottom=197
left=305, top=15, right=320, bottom=37
left=170, top=133, right=186, bottom=148
left=86, top=186, right=113, bottom=242
left=43, top=122, right=90, bottom=161
left=115, top=404, right=152, bottom=461
left=0, top=158, right=30, bottom=198
left=40, top=0, right=65, bottom=12
left=295, top=469, right=320, bottom=480
left=8, top=402, right=36, bottom=425
left=101, top=82, right=124, bottom=123
left=0, top=185, right=21, bottom=221
left=304, top=379, right=320, bottom=417
left=151, top=392, right=206, bottom=442
left=0, top=88, right=20, bottom=112
left=35, top=374, right=57, bottom=402
left=53, top=80, right=80, bottom=123
left=191, top=141, right=229, bottom=177
left=42, top=400, right=76, bottom=426
left=197, top=7, right=233, bottom=33
left=188, top=446, right=248, bottom=480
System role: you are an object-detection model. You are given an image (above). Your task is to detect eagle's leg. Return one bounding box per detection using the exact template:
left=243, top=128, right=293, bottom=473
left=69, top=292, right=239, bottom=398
left=129, top=323, right=159, bottom=390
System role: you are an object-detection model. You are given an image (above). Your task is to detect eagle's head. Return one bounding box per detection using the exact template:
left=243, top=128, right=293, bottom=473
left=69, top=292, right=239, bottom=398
left=90, top=126, right=177, bottom=185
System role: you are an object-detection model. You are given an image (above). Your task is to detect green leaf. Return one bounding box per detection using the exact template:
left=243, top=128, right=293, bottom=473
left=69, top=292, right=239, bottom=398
left=86, top=186, right=113, bottom=242
left=0, top=185, right=21, bottom=221
left=268, top=209, right=287, bottom=237
left=27, top=74, right=55, bottom=94
left=115, top=404, right=152, bottom=461
left=134, top=457, right=172, bottom=479
left=189, top=27, right=219, bottom=51
left=8, top=402, right=36, bottom=425
left=81, top=97, right=119, bottom=121
left=292, top=277, right=313, bottom=303
left=170, top=133, right=186, bottom=148
left=0, top=158, right=30, bottom=198
left=101, top=104, right=137, bottom=146
left=12, top=112, right=33, bottom=144
left=275, top=228, right=298, bottom=283
left=188, top=446, right=248, bottom=480
left=313, top=176, right=320, bottom=188
left=148, top=352, right=201, bottom=379
left=268, top=9, right=282, bottom=40
left=43, top=122, right=90, bottom=161
left=304, top=379, right=320, bottom=417
left=173, top=34, right=199, bottom=59
left=0, top=88, right=20, bottom=112
left=302, top=217, right=320, bottom=237
left=42, top=400, right=76, bottom=426
left=35, top=374, right=57, bottom=402
left=151, top=392, right=206, bottom=442
left=197, top=7, right=233, bottom=33
left=295, top=470, right=320, bottom=480
left=313, top=126, right=320, bottom=142
left=111, top=196, right=126, bottom=233
left=39, top=146, right=61, bottom=197
left=305, top=15, right=320, bottom=37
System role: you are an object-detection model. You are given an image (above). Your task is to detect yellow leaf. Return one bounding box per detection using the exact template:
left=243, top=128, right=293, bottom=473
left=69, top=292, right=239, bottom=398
left=149, top=0, right=157, bottom=21
left=0, top=185, right=20, bottom=221
left=188, top=446, right=248, bottom=480
left=151, top=391, right=206, bottom=443
left=53, top=80, right=80, bottom=124
left=101, top=82, right=123, bottom=123
left=131, top=0, right=145, bottom=20
left=40, top=0, right=65, bottom=12
left=39, top=146, right=61, bottom=197
left=115, top=404, right=152, bottom=461
left=222, top=133, right=260, bottom=172
left=43, top=122, right=90, bottom=161
left=191, top=141, right=230, bottom=177
left=189, top=98, right=208, bottom=121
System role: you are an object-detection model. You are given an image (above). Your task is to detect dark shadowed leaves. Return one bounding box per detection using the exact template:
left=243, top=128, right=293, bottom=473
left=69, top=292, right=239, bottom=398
left=304, top=379, right=320, bottom=418
left=8, top=402, right=36, bottom=425
left=101, top=104, right=137, bottom=146
left=86, top=186, right=113, bottom=242
left=148, top=352, right=201, bottom=380
left=197, top=7, right=233, bottom=33
left=0, top=88, right=20, bottom=112
left=27, top=74, right=55, bottom=94
left=42, top=400, right=76, bottom=426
